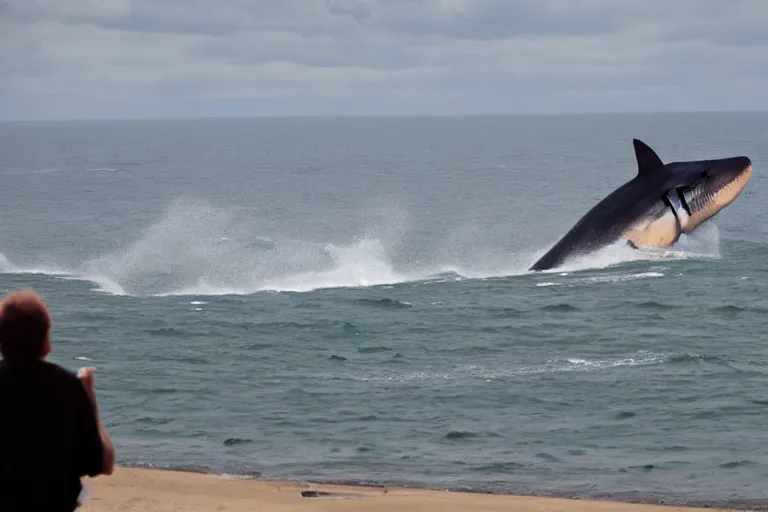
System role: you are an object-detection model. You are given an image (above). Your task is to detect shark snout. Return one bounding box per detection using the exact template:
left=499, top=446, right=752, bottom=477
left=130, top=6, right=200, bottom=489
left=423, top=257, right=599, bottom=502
left=729, top=158, right=752, bottom=187
left=709, top=156, right=752, bottom=179
left=726, top=157, right=752, bottom=188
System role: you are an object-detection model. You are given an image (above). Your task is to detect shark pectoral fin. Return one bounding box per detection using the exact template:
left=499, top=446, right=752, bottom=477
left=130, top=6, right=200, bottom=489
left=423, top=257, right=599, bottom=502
left=623, top=209, right=681, bottom=249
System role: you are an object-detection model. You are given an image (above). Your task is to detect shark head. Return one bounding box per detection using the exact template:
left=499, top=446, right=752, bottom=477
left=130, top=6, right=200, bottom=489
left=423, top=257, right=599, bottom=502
left=634, top=139, right=753, bottom=235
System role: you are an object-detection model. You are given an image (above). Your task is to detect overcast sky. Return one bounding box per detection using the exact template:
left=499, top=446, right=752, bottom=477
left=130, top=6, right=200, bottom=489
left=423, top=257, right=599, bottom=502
left=2, top=0, right=768, bottom=120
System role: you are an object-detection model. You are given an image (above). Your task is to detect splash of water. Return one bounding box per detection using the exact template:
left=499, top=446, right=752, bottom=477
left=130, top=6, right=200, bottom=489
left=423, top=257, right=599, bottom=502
left=0, top=199, right=722, bottom=297
left=0, top=253, right=70, bottom=277
left=72, top=198, right=419, bottom=296
left=533, top=221, right=721, bottom=274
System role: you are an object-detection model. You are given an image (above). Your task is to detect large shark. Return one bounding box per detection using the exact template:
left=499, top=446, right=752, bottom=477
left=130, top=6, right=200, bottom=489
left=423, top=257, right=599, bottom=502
left=529, top=139, right=753, bottom=272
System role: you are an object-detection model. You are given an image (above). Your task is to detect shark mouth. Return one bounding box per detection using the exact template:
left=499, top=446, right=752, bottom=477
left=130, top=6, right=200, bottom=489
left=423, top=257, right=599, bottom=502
left=666, top=164, right=752, bottom=234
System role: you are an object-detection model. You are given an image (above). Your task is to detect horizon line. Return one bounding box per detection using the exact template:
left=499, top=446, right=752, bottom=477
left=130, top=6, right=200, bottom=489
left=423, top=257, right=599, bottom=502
left=1, top=108, right=766, bottom=124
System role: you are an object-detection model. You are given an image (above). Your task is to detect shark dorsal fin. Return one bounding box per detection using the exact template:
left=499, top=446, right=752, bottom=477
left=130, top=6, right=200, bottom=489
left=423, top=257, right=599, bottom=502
left=633, top=139, right=664, bottom=177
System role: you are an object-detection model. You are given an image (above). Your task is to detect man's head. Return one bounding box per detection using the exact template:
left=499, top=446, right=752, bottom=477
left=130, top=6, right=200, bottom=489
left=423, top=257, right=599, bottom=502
left=0, top=289, right=52, bottom=362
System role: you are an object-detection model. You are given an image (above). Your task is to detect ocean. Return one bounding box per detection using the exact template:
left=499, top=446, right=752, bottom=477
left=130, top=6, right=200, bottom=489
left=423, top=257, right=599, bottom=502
left=1, top=113, right=767, bottom=509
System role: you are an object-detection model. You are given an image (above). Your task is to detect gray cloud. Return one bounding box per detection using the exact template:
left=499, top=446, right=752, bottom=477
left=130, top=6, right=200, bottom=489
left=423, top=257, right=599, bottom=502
left=371, top=1, right=627, bottom=40
left=1, top=0, right=768, bottom=120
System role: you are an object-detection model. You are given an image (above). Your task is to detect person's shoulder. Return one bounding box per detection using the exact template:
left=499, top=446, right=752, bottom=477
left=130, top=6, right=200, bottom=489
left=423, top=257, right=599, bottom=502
left=0, top=360, right=81, bottom=393
left=39, top=360, right=81, bottom=384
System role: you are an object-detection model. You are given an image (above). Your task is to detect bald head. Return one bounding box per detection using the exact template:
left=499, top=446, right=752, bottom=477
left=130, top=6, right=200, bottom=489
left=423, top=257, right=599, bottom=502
left=0, top=290, right=52, bottom=362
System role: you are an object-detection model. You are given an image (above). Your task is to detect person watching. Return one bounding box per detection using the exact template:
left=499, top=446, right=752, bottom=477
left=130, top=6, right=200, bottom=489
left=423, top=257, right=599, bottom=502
left=0, top=289, right=115, bottom=511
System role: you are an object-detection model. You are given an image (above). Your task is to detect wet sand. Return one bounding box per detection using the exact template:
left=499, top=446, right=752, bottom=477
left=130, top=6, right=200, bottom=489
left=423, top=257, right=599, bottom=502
left=82, top=467, right=739, bottom=512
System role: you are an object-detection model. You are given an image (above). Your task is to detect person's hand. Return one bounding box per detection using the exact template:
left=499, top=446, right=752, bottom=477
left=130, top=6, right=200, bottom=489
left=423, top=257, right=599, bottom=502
left=77, top=366, right=98, bottom=406
left=78, top=366, right=115, bottom=475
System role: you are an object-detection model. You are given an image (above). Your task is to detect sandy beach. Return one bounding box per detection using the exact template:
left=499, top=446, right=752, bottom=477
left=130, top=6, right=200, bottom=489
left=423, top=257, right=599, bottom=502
left=81, top=467, right=739, bottom=512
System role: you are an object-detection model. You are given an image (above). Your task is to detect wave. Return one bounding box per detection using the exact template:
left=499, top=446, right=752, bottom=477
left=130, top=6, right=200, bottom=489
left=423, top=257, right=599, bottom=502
left=343, top=350, right=678, bottom=384
left=534, top=271, right=665, bottom=288
left=0, top=253, right=70, bottom=277
left=0, top=198, right=722, bottom=297
left=337, top=350, right=745, bottom=385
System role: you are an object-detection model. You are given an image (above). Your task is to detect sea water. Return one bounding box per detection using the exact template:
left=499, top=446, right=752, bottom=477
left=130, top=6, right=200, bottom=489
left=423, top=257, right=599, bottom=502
left=1, top=113, right=767, bottom=509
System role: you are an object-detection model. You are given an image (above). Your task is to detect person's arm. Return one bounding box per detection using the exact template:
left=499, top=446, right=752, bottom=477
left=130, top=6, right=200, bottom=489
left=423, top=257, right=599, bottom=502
left=77, top=367, right=116, bottom=476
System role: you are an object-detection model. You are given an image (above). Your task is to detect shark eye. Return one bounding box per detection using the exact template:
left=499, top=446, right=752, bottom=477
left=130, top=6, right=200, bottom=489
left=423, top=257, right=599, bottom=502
left=700, top=171, right=708, bottom=178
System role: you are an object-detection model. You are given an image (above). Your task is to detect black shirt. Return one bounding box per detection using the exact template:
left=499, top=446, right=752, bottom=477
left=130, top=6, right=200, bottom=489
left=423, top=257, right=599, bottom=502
left=0, top=360, right=104, bottom=511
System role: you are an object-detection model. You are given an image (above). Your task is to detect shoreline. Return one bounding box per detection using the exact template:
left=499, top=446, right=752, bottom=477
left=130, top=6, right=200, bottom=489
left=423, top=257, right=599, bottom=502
left=82, top=466, right=754, bottom=512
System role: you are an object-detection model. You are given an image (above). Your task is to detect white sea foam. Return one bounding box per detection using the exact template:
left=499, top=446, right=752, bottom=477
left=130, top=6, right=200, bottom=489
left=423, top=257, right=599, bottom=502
left=350, top=351, right=672, bottom=383
left=0, top=199, right=723, bottom=297
left=0, top=253, right=71, bottom=277
left=536, top=271, right=666, bottom=288
left=533, top=222, right=720, bottom=276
